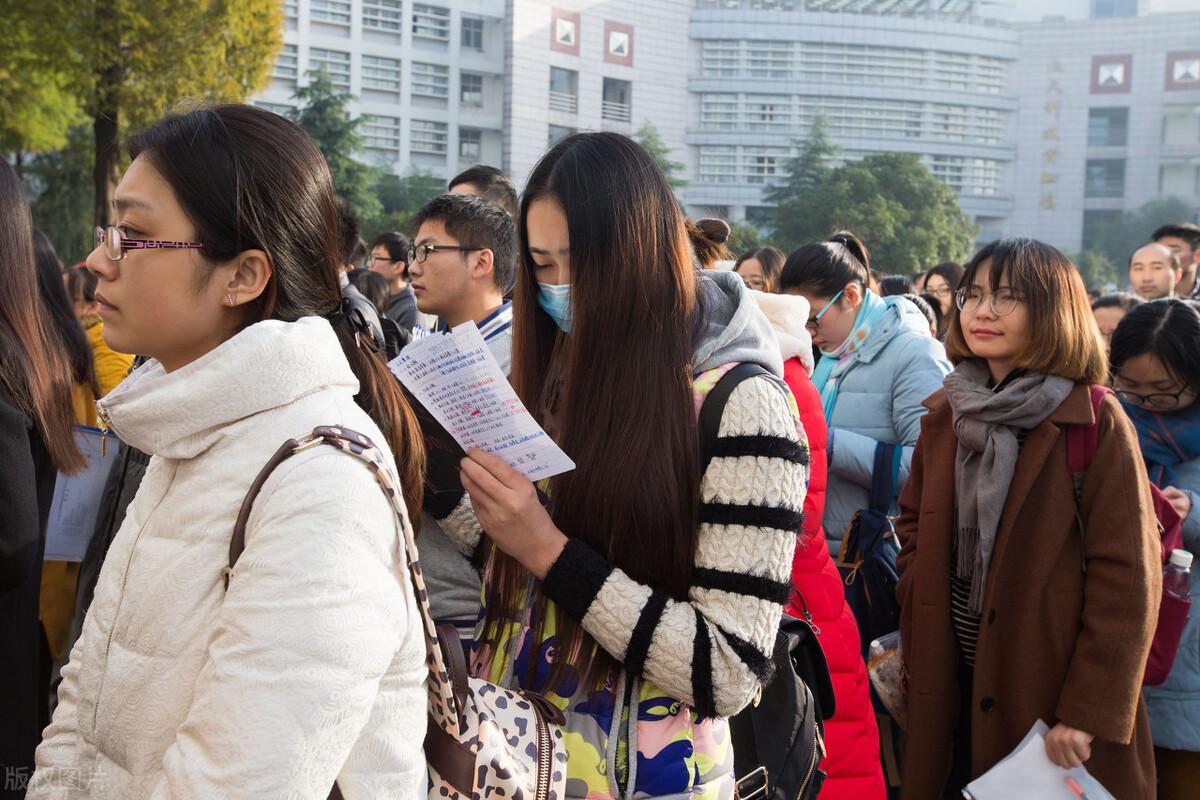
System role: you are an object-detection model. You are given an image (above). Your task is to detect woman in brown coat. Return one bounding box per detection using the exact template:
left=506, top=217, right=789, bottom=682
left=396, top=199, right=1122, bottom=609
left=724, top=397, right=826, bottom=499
left=896, top=238, right=1162, bottom=799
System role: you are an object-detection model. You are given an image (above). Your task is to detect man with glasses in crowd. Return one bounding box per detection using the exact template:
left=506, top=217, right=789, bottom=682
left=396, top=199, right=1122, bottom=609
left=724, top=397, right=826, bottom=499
left=367, top=231, right=419, bottom=333
left=405, top=192, right=517, bottom=645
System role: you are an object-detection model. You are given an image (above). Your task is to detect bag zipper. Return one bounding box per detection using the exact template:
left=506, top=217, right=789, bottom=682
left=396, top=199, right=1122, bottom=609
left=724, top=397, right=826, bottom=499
left=794, top=727, right=824, bottom=800
left=533, top=703, right=552, bottom=800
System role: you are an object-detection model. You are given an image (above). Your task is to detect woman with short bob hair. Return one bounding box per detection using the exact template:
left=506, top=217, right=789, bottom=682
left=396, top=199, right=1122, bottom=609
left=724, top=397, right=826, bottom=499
left=897, top=238, right=1160, bottom=798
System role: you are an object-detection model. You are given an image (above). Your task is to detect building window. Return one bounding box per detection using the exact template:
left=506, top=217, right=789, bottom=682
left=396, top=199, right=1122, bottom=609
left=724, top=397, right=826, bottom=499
left=699, top=146, right=738, bottom=184
left=1091, top=0, right=1137, bottom=18
left=412, top=62, right=450, bottom=99
left=1085, top=159, right=1126, bottom=198
left=1163, top=106, right=1200, bottom=146
left=701, top=40, right=741, bottom=77
left=1087, top=107, right=1128, bottom=147
left=747, top=40, right=792, bottom=79
left=310, top=0, right=351, bottom=25
left=700, top=94, right=739, bottom=130
left=459, top=128, right=482, bottom=160
left=549, top=67, right=578, bottom=114
left=548, top=125, right=576, bottom=147
left=413, top=4, right=450, bottom=42
left=461, top=16, right=484, bottom=50
left=747, top=95, right=791, bottom=129
left=602, top=78, right=632, bottom=123
left=363, top=115, right=402, bottom=153
left=273, top=43, right=298, bottom=80
left=745, top=148, right=787, bottom=184
left=1161, top=163, right=1199, bottom=197
left=1083, top=210, right=1122, bottom=250
left=461, top=73, right=484, bottom=106
left=362, top=0, right=403, bottom=32
left=362, top=55, right=403, bottom=94
left=411, top=120, right=448, bottom=156
left=309, top=48, right=351, bottom=88
left=283, top=0, right=298, bottom=19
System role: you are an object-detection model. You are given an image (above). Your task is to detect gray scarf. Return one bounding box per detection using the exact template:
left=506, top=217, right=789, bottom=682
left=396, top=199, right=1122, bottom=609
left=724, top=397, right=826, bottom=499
left=943, top=360, right=1074, bottom=614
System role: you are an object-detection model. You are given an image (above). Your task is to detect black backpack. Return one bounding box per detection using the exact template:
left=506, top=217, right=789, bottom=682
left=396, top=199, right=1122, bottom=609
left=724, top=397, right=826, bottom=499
left=697, top=363, right=836, bottom=800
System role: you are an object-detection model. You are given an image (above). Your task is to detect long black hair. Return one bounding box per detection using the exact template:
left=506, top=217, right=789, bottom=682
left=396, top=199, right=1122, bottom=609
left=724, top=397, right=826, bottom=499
left=32, top=229, right=98, bottom=396
left=1110, top=299, right=1200, bottom=393
left=498, top=131, right=704, bottom=689
left=127, top=105, right=425, bottom=520
left=779, top=231, right=871, bottom=296
left=0, top=158, right=84, bottom=471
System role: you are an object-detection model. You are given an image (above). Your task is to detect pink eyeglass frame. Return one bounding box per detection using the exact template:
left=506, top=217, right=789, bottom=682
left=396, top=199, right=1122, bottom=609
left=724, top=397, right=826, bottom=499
left=94, top=226, right=206, bottom=261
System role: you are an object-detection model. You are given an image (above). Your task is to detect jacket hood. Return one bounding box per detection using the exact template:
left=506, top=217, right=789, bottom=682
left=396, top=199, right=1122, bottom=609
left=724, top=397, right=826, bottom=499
left=852, top=295, right=935, bottom=365
left=749, top=290, right=815, bottom=376
left=692, top=270, right=784, bottom=378
left=98, top=317, right=358, bottom=459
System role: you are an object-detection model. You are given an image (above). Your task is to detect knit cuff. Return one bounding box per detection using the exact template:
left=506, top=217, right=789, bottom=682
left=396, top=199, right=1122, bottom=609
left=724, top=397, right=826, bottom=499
left=541, top=538, right=613, bottom=622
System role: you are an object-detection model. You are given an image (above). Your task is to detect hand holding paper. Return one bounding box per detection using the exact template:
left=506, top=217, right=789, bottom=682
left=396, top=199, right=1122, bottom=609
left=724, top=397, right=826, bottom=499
left=388, top=321, right=574, bottom=482
left=460, top=449, right=566, bottom=579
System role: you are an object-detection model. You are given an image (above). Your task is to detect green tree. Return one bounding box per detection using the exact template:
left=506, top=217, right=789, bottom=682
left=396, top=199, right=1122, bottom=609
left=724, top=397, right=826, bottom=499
left=769, top=146, right=976, bottom=275
left=53, top=0, right=281, bottom=226
left=0, top=0, right=83, bottom=156
left=26, top=125, right=95, bottom=265
left=726, top=221, right=766, bottom=256
left=364, top=170, right=446, bottom=240
left=292, top=71, right=382, bottom=228
left=1073, top=250, right=1120, bottom=292
left=767, top=113, right=836, bottom=249
left=635, top=121, right=687, bottom=188
left=1084, top=196, right=1197, bottom=282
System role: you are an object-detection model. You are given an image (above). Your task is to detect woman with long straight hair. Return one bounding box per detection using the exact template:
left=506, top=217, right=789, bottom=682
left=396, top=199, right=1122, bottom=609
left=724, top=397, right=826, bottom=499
left=0, top=157, right=85, bottom=799
left=432, top=132, right=808, bottom=798
left=896, top=239, right=1160, bottom=798
left=1109, top=299, right=1200, bottom=798
left=29, top=105, right=428, bottom=798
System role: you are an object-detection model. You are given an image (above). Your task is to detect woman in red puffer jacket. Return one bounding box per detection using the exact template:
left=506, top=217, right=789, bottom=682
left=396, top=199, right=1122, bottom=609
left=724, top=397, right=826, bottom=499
left=751, top=289, right=886, bottom=799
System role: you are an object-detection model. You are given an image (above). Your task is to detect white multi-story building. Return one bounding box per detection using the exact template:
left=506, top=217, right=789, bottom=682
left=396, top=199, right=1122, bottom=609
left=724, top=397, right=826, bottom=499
left=254, top=0, right=1200, bottom=257
left=254, top=0, right=693, bottom=189
left=255, top=0, right=509, bottom=180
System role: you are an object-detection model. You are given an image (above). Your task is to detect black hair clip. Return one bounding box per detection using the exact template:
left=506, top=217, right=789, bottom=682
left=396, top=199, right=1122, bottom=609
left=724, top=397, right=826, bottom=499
left=327, top=296, right=386, bottom=353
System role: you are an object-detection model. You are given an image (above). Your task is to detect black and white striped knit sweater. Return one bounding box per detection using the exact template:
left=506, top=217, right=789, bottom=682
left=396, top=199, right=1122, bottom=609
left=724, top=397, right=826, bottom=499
left=436, top=374, right=808, bottom=718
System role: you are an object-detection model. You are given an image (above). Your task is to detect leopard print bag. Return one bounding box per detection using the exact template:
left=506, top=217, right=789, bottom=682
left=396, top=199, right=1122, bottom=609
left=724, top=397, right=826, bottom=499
left=225, top=426, right=568, bottom=800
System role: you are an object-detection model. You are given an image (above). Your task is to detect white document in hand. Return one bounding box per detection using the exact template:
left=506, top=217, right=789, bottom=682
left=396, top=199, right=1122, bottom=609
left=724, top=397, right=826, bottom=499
left=45, top=426, right=120, bottom=562
left=963, top=720, right=1114, bottom=800
left=388, top=321, right=575, bottom=481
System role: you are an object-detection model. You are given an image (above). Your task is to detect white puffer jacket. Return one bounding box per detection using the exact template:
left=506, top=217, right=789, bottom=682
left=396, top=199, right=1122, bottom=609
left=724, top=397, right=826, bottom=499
left=29, top=317, right=427, bottom=800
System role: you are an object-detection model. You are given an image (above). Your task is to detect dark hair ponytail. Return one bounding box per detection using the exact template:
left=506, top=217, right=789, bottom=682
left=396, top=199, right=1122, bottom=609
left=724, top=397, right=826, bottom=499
left=779, top=230, right=871, bottom=296
left=128, top=105, right=424, bottom=520
left=1111, top=298, right=1200, bottom=394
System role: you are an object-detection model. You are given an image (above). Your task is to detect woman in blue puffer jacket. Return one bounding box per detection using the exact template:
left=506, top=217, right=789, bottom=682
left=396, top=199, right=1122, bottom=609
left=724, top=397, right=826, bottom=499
left=779, top=232, right=951, bottom=559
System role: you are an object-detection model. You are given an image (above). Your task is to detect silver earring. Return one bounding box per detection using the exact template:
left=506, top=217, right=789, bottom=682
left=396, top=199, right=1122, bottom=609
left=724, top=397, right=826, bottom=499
left=226, top=292, right=235, bottom=307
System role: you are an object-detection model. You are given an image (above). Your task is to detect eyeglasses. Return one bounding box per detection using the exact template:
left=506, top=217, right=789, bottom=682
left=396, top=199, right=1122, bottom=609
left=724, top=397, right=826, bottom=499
left=806, top=289, right=845, bottom=332
left=407, top=243, right=483, bottom=264
left=1113, top=381, right=1191, bottom=410
left=927, top=286, right=953, bottom=298
left=94, top=226, right=205, bottom=262
left=955, top=287, right=1024, bottom=316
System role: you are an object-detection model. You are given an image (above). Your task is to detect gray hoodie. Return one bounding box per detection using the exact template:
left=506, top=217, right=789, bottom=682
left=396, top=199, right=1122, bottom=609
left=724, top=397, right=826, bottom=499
left=693, top=269, right=784, bottom=378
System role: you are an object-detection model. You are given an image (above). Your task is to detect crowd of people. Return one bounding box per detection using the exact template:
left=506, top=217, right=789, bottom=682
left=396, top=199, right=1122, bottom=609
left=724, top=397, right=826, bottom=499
left=2, top=102, right=1200, bottom=799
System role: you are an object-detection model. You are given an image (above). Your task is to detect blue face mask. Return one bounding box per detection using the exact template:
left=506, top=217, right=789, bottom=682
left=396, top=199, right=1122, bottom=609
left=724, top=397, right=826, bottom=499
left=537, top=282, right=572, bottom=332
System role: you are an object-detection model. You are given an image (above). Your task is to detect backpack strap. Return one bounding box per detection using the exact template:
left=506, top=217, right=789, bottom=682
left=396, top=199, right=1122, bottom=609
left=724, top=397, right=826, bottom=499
left=697, top=363, right=773, bottom=471
left=868, top=442, right=901, bottom=515
left=1065, top=385, right=1112, bottom=573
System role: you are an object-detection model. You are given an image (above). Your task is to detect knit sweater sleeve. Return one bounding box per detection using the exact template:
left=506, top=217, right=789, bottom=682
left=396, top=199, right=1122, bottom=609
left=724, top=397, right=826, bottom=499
left=541, top=375, right=807, bottom=718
